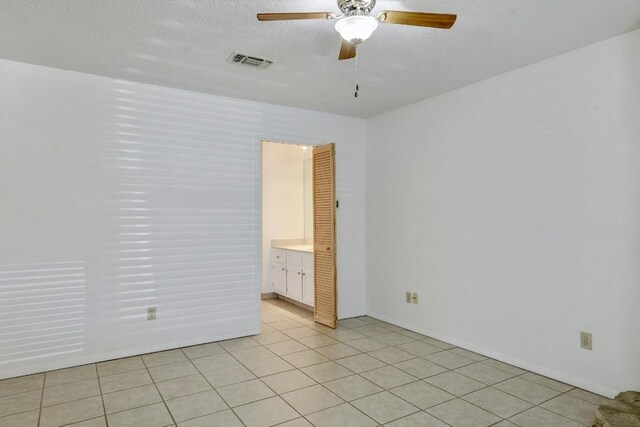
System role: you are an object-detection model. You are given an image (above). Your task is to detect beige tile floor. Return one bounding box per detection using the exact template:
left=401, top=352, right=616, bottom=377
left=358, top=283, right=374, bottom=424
left=0, top=299, right=612, bottom=427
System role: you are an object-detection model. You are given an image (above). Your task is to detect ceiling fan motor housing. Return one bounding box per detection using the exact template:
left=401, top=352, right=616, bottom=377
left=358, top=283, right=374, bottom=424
left=337, top=0, right=376, bottom=16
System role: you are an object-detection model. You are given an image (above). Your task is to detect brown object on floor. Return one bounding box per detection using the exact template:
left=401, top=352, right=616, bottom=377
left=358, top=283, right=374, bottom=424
left=594, top=391, right=640, bottom=427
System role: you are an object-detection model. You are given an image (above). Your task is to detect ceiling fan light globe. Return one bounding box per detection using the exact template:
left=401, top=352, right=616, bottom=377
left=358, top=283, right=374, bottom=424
left=335, top=15, right=378, bottom=44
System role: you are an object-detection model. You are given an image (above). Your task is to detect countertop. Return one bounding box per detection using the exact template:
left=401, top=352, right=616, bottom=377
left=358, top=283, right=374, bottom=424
left=272, top=244, right=314, bottom=253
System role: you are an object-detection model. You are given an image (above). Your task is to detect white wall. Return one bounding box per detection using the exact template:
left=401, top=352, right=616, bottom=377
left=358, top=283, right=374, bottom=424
left=0, top=59, right=366, bottom=379
left=365, top=29, right=640, bottom=397
left=261, top=141, right=311, bottom=293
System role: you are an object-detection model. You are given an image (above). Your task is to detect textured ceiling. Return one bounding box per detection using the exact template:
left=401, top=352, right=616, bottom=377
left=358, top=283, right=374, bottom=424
left=2, top=0, right=640, bottom=117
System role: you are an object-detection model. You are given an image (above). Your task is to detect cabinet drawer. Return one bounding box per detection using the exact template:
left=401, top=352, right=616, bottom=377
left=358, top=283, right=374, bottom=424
left=302, top=253, right=314, bottom=270
left=272, top=249, right=286, bottom=264
left=286, top=251, right=303, bottom=267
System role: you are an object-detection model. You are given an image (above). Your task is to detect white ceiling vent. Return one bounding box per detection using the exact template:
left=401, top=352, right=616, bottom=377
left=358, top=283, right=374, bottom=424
left=227, top=52, right=273, bottom=69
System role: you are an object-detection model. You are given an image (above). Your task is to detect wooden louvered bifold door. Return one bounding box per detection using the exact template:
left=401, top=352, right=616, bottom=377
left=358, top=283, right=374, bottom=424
left=313, top=143, right=337, bottom=328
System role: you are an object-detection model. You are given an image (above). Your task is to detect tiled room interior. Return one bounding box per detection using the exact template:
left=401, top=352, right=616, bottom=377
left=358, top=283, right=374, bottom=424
left=0, top=299, right=611, bottom=427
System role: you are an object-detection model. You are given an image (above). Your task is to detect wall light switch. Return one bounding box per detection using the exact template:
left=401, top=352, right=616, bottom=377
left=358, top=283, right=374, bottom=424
left=147, top=307, right=157, bottom=320
left=406, top=292, right=412, bottom=303
left=412, top=293, right=419, bottom=304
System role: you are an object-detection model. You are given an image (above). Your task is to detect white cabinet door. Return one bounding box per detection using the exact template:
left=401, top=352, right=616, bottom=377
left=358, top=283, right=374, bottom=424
left=302, top=268, right=314, bottom=306
left=273, top=263, right=286, bottom=294
left=286, top=267, right=303, bottom=301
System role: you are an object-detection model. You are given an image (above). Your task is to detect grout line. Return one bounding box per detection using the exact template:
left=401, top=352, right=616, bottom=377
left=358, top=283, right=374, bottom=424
left=140, top=352, right=179, bottom=427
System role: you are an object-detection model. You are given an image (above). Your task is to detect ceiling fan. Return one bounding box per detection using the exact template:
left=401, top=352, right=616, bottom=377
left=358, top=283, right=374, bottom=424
left=257, top=0, right=457, bottom=61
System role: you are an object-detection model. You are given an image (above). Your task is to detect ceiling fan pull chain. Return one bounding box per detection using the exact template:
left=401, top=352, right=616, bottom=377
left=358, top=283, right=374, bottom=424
left=354, top=45, right=359, bottom=98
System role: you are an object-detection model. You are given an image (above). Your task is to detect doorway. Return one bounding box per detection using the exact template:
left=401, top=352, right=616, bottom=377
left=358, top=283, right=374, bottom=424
left=260, top=141, right=337, bottom=328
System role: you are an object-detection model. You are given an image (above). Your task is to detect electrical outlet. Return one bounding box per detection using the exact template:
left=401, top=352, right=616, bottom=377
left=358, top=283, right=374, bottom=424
left=147, top=307, right=157, bottom=320
left=406, top=291, right=412, bottom=303
left=412, top=292, right=419, bottom=304
left=580, top=331, right=592, bottom=350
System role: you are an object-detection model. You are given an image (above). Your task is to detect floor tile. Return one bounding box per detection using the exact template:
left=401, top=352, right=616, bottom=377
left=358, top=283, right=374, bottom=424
left=40, top=396, right=104, bottom=427
left=231, top=346, right=277, bottom=364
left=242, top=356, right=295, bottom=377
left=216, top=378, right=274, bottom=407
left=425, top=371, right=485, bottom=396
left=323, top=329, right=366, bottom=342
left=107, top=402, right=173, bottom=427
left=420, top=337, right=455, bottom=350
left=396, top=330, right=427, bottom=340
left=142, top=349, right=188, bottom=367
left=45, top=364, right=96, bottom=387
left=301, top=361, right=353, bottom=383
left=254, top=331, right=291, bottom=345
left=99, top=369, right=152, bottom=394
left=314, top=343, right=360, bottom=359
left=348, top=337, right=389, bottom=352
left=394, top=358, right=448, bottom=379
left=463, top=387, right=533, bottom=418
left=375, top=333, right=416, bottom=346
left=266, top=340, right=308, bottom=356
left=368, top=347, right=415, bottom=364
left=0, top=389, right=42, bottom=418
left=97, top=357, right=145, bottom=377
left=352, top=391, right=419, bottom=424
left=148, top=361, right=198, bottom=383
left=492, top=421, right=519, bottom=427
left=509, top=406, right=584, bottom=426
left=390, top=381, right=455, bottom=409
left=520, top=372, right=573, bottom=392
left=233, top=396, right=299, bottom=427
left=297, top=334, right=339, bottom=349
left=261, top=370, right=316, bottom=394
left=360, top=366, right=417, bottom=389
left=0, top=409, right=39, bottom=427
left=156, top=374, right=212, bottom=400
left=219, top=337, right=261, bottom=352
left=0, top=374, right=44, bottom=399
left=307, top=403, right=377, bottom=427
left=191, top=353, right=239, bottom=373
left=494, top=377, right=561, bottom=405
left=481, top=359, right=526, bottom=376
left=103, top=384, right=162, bottom=414
left=166, top=389, right=228, bottom=422
left=283, top=326, right=321, bottom=340
left=182, top=343, right=225, bottom=360
left=282, top=384, right=343, bottom=415
left=338, top=318, right=370, bottom=329
left=178, top=409, right=243, bottom=427
left=455, top=362, right=515, bottom=385
left=323, top=375, right=383, bottom=401
left=353, top=325, right=394, bottom=337
left=384, top=411, right=450, bottom=427
left=424, top=351, right=475, bottom=370
left=66, top=416, right=108, bottom=426
left=282, top=350, right=330, bottom=368
left=396, top=341, right=442, bottom=357
left=566, top=388, right=612, bottom=406
left=449, top=348, right=488, bottom=361
left=276, top=418, right=313, bottom=427
left=427, top=398, right=501, bottom=427
left=42, top=378, right=101, bottom=407
left=335, top=353, right=386, bottom=373
left=540, top=394, right=598, bottom=425
left=202, top=364, right=255, bottom=388
left=270, top=320, right=305, bottom=331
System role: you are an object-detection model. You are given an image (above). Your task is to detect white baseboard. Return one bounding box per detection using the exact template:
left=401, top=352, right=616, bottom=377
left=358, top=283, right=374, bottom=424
left=367, top=310, right=617, bottom=399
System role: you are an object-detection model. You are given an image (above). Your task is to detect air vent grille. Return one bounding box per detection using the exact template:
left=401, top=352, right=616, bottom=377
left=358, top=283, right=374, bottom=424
left=227, top=52, right=273, bottom=69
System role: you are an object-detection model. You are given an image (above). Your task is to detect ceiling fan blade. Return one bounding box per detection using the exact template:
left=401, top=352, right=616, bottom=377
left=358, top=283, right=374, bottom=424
left=257, top=12, right=335, bottom=21
left=378, top=11, right=457, bottom=29
left=338, top=39, right=356, bottom=60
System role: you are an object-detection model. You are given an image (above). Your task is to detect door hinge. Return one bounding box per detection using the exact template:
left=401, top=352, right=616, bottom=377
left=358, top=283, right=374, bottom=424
left=336, top=200, right=339, bottom=209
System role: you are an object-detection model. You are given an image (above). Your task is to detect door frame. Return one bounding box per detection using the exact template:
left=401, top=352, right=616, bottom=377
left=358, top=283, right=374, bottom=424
left=256, top=138, right=338, bottom=323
